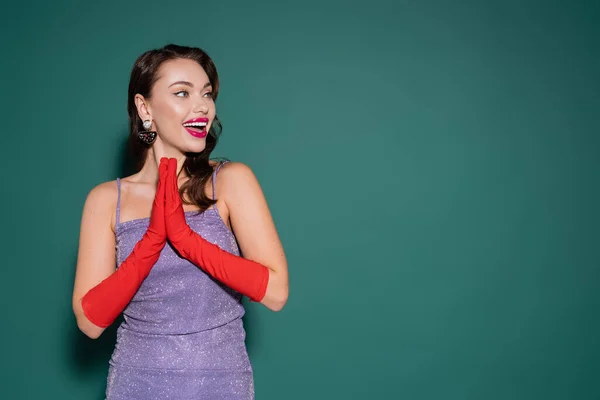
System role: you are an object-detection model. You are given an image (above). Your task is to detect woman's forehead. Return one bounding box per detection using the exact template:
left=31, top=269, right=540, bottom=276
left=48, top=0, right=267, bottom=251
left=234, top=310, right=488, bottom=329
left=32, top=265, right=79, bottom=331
left=155, top=59, right=209, bottom=86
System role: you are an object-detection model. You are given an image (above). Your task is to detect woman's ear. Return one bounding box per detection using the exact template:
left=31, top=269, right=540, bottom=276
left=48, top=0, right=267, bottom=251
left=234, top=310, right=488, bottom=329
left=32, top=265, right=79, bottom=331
left=134, top=94, right=152, bottom=121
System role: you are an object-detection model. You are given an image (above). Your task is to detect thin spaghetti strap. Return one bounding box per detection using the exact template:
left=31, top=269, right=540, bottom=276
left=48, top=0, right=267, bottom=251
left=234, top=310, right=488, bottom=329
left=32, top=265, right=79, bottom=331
left=115, top=178, right=121, bottom=231
left=211, top=160, right=230, bottom=200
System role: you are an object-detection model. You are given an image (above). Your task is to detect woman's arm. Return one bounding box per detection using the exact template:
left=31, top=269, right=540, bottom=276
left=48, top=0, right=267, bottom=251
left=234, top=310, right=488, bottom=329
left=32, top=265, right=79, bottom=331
left=219, top=162, right=289, bottom=312
left=72, top=182, right=118, bottom=339
left=73, top=160, right=168, bottom=338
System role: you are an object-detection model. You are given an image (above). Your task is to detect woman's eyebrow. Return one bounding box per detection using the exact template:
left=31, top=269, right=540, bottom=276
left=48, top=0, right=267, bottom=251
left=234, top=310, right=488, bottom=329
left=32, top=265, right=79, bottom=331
left=168, top=81, right=212, bottom=88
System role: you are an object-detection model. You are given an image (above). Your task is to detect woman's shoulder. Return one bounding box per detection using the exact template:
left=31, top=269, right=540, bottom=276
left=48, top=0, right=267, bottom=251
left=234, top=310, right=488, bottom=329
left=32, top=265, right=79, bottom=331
left=80, top=180, right=119, bottom=227
left=210, top=160, right=263, bottom=205
left=85, top=179, right=118, bottom=204
left=210, top=160, right=256, bottom=182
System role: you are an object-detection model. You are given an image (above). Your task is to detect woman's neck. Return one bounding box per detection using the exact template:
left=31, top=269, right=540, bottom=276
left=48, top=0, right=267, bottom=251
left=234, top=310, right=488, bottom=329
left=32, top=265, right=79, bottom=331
left=135, top=147, right=188, bottom=183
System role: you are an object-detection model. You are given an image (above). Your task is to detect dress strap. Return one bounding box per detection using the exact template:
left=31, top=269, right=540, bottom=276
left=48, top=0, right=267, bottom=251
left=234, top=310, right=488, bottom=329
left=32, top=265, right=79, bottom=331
left=115, top=178, right=122, bottom=229
left=211, top=161, right=230, bottom=200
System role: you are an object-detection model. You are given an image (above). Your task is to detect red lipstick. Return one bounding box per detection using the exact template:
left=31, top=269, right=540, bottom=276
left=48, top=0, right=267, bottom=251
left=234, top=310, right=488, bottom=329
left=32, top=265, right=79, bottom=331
left=183, top=117, right=209, bottom=138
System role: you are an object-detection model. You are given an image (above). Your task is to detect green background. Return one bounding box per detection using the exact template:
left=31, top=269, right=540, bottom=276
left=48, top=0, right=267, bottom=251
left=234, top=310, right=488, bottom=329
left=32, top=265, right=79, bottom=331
left=1, top=0, right=598, bottom=398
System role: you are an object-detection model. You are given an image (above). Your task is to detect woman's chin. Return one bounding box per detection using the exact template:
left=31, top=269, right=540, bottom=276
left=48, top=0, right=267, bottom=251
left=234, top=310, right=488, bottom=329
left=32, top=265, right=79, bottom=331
left=183, top=141, right=207, bottom=154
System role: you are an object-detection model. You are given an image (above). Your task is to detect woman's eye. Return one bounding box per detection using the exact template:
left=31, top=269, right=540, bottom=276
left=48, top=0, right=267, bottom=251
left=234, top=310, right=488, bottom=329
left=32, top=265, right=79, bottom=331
left=204, top=91, right=213, bottom=98
left=175, top=91, right=189, bottom=97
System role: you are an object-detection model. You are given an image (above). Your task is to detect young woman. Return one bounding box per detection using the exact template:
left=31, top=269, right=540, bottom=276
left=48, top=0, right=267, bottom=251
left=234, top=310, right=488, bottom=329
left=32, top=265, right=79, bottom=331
left=72, top=43, right=289, bottom=399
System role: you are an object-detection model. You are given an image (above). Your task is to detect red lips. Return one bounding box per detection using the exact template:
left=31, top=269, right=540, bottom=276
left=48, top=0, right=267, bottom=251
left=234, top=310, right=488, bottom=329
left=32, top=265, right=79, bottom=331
left=183, top=117, right=209, bottom=138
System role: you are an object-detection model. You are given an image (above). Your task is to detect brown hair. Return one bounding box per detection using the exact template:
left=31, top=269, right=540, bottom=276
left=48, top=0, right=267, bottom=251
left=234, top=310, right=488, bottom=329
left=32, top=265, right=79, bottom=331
left=126, top=43, right=223, bottom=211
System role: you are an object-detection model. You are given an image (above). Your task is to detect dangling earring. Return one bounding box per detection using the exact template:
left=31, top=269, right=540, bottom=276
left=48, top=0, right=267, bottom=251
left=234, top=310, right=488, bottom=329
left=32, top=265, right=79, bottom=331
left=138, top=119, right=157, bottom=144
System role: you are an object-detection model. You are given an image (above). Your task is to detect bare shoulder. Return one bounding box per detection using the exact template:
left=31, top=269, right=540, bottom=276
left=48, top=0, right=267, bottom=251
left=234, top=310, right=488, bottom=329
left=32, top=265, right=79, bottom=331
left=216, top=161, right=268, bottom=209
left=209, top=160, right=260, bottom=194
left=81, top=180, right=118, bottom=230
left=216, top=161, right=258, bottom=186
left=84, top=180, right=118, bottom=208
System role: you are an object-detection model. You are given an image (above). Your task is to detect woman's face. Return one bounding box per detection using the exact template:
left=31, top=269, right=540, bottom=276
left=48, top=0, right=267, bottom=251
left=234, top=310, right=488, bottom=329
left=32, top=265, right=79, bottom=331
left=138, top=58, right=216, bottom=154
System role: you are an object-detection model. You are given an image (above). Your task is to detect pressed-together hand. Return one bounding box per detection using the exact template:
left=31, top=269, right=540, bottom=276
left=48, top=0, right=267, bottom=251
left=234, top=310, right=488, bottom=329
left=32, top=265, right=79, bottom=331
left=81, top=158, right=169, bottom=328
left=146, top=158, right=168, bottom=243
left=163, top=157, right=270, bottom=302
left=163, top=157, right=191, bottom=246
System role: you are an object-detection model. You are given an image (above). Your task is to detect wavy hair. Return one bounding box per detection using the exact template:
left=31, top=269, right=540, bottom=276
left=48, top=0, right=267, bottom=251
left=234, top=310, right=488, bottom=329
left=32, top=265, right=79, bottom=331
left=126, top=43, right=223, bottom=211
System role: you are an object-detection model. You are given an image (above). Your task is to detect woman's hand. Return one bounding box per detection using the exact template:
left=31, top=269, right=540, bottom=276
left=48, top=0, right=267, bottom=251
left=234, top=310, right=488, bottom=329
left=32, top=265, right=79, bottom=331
left=163, top=158, right=192, bottom=249
left=147, top=157, right=169, bottom=243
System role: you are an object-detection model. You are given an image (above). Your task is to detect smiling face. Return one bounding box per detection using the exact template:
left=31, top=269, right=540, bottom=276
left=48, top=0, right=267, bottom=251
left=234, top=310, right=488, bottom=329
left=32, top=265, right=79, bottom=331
left=135, top=58, right=216, bottom=154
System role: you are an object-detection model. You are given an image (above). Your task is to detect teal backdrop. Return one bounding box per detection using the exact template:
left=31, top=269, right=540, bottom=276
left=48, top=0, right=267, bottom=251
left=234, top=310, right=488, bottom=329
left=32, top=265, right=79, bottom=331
left=1, top=0, right=598, bottom=399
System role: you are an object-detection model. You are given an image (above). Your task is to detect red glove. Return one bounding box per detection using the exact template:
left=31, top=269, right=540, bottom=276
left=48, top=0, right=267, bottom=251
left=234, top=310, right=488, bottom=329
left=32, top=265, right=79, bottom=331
left=164, top=158, right=269, bottom=302
left=81, top=158, right=169, bottom=328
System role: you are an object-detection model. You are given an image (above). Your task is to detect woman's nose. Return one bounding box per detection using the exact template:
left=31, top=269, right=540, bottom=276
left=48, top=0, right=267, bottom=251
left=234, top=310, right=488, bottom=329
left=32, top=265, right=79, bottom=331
left=194, top=98, right=209, bottom=113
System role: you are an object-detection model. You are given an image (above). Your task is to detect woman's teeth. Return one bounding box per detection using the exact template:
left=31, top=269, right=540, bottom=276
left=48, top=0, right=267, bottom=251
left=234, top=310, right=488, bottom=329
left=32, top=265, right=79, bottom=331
left=183, top=122, right=207, bottom=131
left=183, top=122, right=208, bottom=138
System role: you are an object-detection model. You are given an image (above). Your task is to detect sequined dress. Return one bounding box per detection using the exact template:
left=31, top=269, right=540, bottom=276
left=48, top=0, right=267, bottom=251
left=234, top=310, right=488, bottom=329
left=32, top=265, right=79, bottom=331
left=105, top=161, right=254, bottom=399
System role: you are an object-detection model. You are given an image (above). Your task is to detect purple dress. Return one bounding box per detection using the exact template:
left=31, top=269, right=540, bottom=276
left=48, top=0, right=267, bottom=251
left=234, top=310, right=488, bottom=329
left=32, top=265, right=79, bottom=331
left=105, top=161, right=254, bottom=399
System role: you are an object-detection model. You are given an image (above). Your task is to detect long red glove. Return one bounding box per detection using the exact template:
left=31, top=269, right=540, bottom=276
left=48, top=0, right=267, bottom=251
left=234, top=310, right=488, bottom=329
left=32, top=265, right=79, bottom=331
left=163, top=158, right=269, bottom=302
left=81, top=158, right=169, bottom=328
